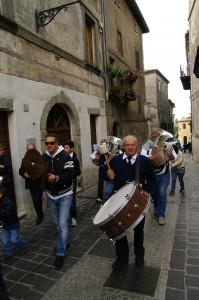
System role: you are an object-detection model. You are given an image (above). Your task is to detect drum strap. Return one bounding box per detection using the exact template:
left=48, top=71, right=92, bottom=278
left=135, top=155, right=140, bottom=183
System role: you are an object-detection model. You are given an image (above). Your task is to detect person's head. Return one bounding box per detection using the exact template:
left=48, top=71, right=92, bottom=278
left=64, top=140, right=74, bottom=155
left=150, top=128, right=159, bottom=142
left=27, top=143, right=36, bottom=151
left=122, top=135, right=138, bottom=156
left=0, top=184, right=6, bottom=199
left=172, top=144, right=179, bottom=154
left=45, top=133, right=59, bottom=156
left=0, top=144, right=5, bottom=156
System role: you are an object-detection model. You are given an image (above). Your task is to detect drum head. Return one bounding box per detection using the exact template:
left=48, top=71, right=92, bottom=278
left=93, top=183, right=136, bottom=226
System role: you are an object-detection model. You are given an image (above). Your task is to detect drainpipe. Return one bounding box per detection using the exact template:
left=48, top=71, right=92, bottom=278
left=100, top=0, right=109, bottom=100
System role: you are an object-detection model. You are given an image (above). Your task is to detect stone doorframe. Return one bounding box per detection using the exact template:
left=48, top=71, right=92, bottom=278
left=40, top=90, right=81, bottom=150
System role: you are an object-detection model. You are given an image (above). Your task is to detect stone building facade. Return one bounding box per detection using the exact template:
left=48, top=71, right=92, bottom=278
left=186, top=0, right=199, bottom=161
left=177, top=116, right=192, bottom=148
left=0, top=0, right=107, bottom=216
left=103, top=0, right=149, bottom=145
left=144, top=69, right=175, bottom=134
left=0, top=0, right=150, bottom=216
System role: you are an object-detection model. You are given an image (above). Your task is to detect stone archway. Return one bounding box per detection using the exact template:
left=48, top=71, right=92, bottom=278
left=40, top=91, right=80, bottom=149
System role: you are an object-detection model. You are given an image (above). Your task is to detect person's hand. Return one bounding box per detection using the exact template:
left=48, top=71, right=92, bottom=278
left=167, top=151, right=174, bottom=160
left=48, top=173, right=56, bottom=183
left=149, top=154, right=161, bottom=162
left=107, top=169, right=115, bottom=180
left=0, top=164, right=4, bottom=169
left=24, top=172, right=30, bottom=178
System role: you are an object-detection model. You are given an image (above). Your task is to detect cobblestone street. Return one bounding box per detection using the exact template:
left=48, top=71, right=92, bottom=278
left=1, top=153, right=199, bottom=300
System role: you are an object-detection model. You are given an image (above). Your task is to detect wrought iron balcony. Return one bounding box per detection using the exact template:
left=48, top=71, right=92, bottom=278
left=180, top=64, right=190, bottom=90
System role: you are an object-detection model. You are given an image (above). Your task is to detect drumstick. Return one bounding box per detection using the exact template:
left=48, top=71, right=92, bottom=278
left=104, top=153, right=111, bottom=170
left=99, top=144, right=111, bottom=171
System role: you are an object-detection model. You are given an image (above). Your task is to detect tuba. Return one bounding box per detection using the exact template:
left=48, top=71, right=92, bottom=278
left=150, top=128, right=173, bottom=171
left=90, top=136, right=122, bottom=166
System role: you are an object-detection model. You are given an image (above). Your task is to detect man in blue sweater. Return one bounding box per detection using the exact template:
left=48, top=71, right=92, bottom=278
left=106, top=135, right=156, bottom=269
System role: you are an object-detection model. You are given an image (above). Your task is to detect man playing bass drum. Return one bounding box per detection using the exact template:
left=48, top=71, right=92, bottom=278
left=105, top=135, right=156, bottom=270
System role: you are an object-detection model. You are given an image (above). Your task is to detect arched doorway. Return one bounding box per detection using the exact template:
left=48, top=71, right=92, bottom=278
left=0, top=111, right=16, bottom=202
left=112, top=121, right=122, bottom=138
left=46, top=104, right=71, bottom=145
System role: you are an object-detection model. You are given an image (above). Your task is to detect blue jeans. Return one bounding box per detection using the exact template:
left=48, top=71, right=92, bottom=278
left=2, top=228, right=26, bottom=256
left=104, top=180, right=114, bottom=200
left=151, top=172, right=170, bottom=218
left=171, top=169, right=185, bottom=193
left=70, top=179, right=77, bottom=219
left=48, top=194, right=72, bottom=257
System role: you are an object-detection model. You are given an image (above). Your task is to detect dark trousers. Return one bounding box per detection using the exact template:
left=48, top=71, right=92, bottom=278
left=115, top=217, right=145, bottom=261
left=0, top=263, right=9, bottom=300
left=70, top=179, right=77, bottom=219
left=29, top=187, right=43, bottom=219
left=97, top=166, right=104, bottom=199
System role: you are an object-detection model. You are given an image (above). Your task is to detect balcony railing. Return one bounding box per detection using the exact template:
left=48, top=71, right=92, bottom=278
left=180, top=64, right=190, bottom=90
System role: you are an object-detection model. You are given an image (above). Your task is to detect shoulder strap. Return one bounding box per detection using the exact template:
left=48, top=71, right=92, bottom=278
left=135, top=155, right=140, bottom=183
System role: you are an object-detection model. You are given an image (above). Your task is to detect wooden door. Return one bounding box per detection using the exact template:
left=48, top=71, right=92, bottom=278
left=0, top=111, right=16, bottom=202
left=46, top=104, right=71, bottom=145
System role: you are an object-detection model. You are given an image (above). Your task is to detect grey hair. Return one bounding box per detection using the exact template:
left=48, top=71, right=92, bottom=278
left=122, top=135, right=138, bottom=147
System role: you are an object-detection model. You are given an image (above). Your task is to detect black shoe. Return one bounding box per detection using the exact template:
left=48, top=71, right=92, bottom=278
left=21, top=247, right=28, bottom=255
left=179, top=189, right=185, bottom=193
left=36, top=216, right=43, bottom=225
left=135, top=257, right=144, bottom=267
left=4, top=253, right=14, bottom=260
left=169, top=191, right=175, bottom=196
left=112, top=259, right=128, bottom=270
left=54, top=256, right=64, bottom=268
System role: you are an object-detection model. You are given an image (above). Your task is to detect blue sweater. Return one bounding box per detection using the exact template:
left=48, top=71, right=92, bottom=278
left=106, top=153, right=156, bottom=193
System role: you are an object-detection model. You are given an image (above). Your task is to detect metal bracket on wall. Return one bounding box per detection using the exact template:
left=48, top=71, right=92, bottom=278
left=35, top=0, right=83, bottom=32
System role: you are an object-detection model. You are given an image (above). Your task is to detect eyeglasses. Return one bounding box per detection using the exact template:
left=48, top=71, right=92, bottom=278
left=45, top=141, right=56, bottom=145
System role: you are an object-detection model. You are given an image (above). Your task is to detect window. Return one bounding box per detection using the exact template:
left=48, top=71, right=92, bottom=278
left=85, top=16, right=95, bottom=65
left=158, top=80, right=161, bottom=91
left=133, top=22, right=137, bottom=35
left=135, top=51, right=140, bottom=71
left=117, top=30, right=123, bottom=56
left=90, top=115, right=97, bottom=150
left=137, top=95, right=142, bottom=116
left=183, top=123, right=186, bottom=129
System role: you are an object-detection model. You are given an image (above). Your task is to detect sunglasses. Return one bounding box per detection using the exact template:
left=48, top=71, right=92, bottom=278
left=45, top=141, right=56, bottom=145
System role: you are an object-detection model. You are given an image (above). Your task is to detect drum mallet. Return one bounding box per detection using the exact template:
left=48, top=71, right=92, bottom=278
left=99, top=143, right=111, bottom=170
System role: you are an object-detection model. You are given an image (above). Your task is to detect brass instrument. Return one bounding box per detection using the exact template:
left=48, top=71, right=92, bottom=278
left=90, top=136, right=122, bottom=166
left=150, top=128, right=173, bottom=170
left=0, top=221, right=3, bottom=228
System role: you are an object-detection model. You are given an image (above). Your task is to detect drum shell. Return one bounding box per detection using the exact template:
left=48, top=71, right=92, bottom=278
left=93, top=184, right=151, bottom=240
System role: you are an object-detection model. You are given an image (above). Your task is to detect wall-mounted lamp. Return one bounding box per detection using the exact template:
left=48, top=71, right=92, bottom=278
left=35, top=0, right=83, bottom=32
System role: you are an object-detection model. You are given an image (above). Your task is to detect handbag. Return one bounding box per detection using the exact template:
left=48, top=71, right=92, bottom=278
left=176, top=166, right=185, bottom=174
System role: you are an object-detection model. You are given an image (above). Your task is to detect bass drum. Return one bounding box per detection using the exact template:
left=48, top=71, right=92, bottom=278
left=93, top=183, right=151, bottom=240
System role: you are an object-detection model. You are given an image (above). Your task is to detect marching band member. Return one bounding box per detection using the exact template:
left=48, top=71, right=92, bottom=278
left=141, top=128, right=177, bottom=225
left=19, top=144, right=44, bottom=225
left=105, top=135, right=155, bottom=269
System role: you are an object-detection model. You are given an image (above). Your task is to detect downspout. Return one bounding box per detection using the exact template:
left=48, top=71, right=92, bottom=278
left=100, top=0, right=109, bottom=100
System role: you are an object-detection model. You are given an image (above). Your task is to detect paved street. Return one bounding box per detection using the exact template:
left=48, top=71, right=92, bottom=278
left=1, top=153, right=199, bottom=300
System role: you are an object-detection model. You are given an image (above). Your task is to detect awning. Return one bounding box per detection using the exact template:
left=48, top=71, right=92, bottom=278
left=193, top=47, right=199, bottom=78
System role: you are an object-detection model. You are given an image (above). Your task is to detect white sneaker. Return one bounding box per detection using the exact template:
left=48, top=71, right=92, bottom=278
left=96, top=198, right=103, bottom=203
left=71, top=218, right=77, bottom=227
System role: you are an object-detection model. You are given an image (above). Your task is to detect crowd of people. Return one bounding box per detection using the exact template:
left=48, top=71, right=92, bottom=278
left=0, top=128, right=187, bottom=297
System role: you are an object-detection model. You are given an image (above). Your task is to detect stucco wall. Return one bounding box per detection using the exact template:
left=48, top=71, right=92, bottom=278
left=189, top=0, right=199, bottom=161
